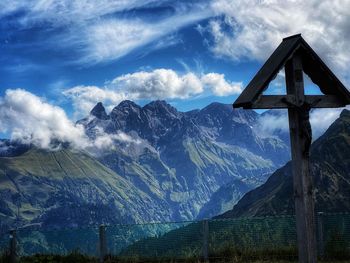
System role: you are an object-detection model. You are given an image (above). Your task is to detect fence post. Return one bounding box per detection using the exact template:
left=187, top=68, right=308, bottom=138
left=99, top=225, right=107, bottom=263
left=9, top=229, right=16, bottom=263
left=202, top=220, right=209, bottom=262
left=317, top=212, right=324, bottom=259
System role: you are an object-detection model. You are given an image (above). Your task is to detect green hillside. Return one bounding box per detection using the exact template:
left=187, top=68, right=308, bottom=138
left=0, top=148, right=172, bottom=229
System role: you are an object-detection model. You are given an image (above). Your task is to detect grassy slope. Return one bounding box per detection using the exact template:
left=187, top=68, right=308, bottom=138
left=0, top=148, right=170, bottom=228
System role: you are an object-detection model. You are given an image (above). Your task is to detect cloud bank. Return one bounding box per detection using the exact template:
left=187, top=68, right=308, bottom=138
left=0, top=88, right=344, bottom=153
left=63, top=69, right=243, bottom=117
left=0, top=89, right=139, bottom=153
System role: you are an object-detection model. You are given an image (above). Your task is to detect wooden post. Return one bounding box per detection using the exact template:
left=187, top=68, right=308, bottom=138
left=9, top=229, right=16, bottom=263
left=202, top=220, right=209, bottom=262
left=317, top=212, right=324, bottom=259
left=99, top=225, right=107, bottom=263
left=285, top=54, right=317, bottom=263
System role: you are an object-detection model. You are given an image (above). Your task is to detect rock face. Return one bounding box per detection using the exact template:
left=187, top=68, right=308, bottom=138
left=90, top=102, right=109, bottom=120
left=0, top=100, right=290, bottom=230
left=218, top=109, right=350, bottom=218
left=0, top=139, right=31, bottom=157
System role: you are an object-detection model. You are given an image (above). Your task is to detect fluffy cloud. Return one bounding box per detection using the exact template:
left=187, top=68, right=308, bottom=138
left=202, top=73, right=242, bottom=96
left=63, top=69, right=243, bottom=116
left=208, top=0, right=350, bottom=83
left=257, top=110, right=289, bottom=136
left=112, top=70, right=243, bottom=98
left=309, top=108, right=345, bottom=138
left=112, top=69, right=203, bottom=99
left=0, top=89, right=87, bottom=149
left=62, top=86, right=128, bottom=118
left=0, top=89, right=139, bottom=152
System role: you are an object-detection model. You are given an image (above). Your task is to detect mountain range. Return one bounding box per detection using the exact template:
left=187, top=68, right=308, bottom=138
left=0, top=100, right=290, bottom=230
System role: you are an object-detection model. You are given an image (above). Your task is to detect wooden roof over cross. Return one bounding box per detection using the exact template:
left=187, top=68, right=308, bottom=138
left=233, top=34, right=350, bottom=109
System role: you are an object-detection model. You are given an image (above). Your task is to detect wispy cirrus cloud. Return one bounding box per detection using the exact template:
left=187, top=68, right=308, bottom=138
left=2, top=0, right=350, bottom=75
left=1, top=0, right=213, bottom=65
left=0, top=0, right=160, bottom=26
left=77, top=10, right=212, bottom=64
left=63, top=69, right=243, bottom=117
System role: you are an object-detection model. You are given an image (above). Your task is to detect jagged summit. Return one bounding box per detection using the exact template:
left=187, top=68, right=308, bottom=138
left=144, top=100, right=170, bottom=108
left=117, top=100, right=141, bottom=109
left=143, top=100, right=179, bottom=116
left=90, top=102, right=109, bottom=120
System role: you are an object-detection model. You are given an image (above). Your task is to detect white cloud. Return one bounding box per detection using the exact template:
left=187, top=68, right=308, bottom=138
left=0, top=0, right=160, bottom=25
left=208, top=0, right=350, bottom=83
left=201, top=73, right=242, bottom=96
left=63, top=69, right=243, bottom=116
left=0, top=89, right=87, bottom=149
left=112, top=69, right=203, bottom=99
left=310, top=108, right=345, bottom=138
left=62, top=86, right=128, bottom=118
left=258, top=108, right=347, bottom=140
left=80, top=11, right=212, bottom=64
left=87, top=126, right=141, bottom=153
left=0, top=89, right=140, bottom=153
left=258, top=110, right=289, bottom=136
left=112, top=70, right=243, bottom=99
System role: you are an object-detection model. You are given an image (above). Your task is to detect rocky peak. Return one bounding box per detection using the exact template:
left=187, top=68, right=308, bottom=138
left=199, top=102, right=232, bottom=116
left=143, top=100, right=179, bottom=119
left=110, top=100, right=142, bottom=124
left=117, top=100, right=141, bottom=111
left=90, top=102, right=109, bottom=120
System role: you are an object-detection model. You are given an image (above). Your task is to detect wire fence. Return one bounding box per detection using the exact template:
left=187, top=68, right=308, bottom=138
left=1, top=213, right=350, bottom=262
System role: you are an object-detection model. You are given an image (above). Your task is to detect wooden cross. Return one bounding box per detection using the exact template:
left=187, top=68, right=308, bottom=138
left=233, top=34, right=350, bottom=263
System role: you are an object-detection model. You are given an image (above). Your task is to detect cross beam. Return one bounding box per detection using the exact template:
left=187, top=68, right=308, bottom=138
left=248, top=95, right=346, bottom=109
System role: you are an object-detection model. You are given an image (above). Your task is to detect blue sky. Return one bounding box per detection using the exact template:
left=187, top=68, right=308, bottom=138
left=0, top=1, right=259, bottom=116
left=0, top=0, right=349, bottom=142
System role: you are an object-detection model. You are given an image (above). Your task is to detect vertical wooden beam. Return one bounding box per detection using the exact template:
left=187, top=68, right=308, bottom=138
left=9, top=229, right=17, bottom=263
left=285, top=54, right=317, bottom=263
left=202, top=220, right=209, bottom=262
left=317, top=212, right=324, bottom=259
left=99, top=225, right=107, bottom=263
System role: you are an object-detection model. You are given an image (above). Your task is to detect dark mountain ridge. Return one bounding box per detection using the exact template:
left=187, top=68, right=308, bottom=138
left=219, top=109, right=350, bottom=218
